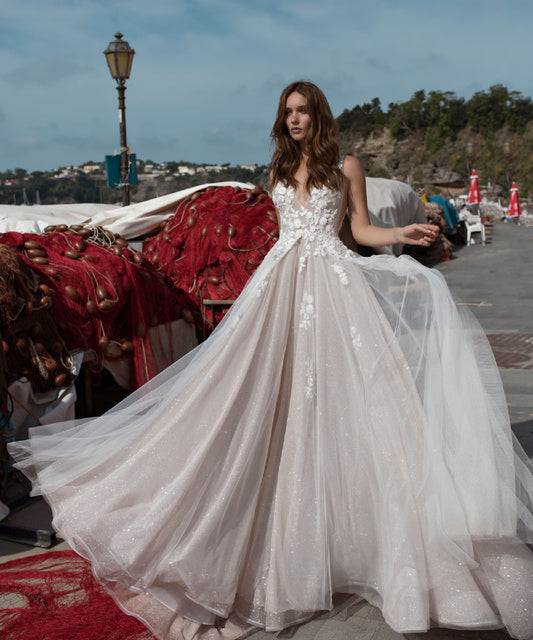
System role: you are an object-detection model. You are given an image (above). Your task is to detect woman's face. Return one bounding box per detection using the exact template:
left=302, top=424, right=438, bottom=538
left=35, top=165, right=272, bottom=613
left=285, top=92, right=312, bottom=146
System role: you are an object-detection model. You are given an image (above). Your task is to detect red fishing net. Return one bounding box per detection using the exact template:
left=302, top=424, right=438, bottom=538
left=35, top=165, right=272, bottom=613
left=0, top=244, right=76, bottom=414
left=143, top=185, right=278, bottom=335
left=0, top=228, right=195, bottom=390
left=0, top=550, right=155, bottom=640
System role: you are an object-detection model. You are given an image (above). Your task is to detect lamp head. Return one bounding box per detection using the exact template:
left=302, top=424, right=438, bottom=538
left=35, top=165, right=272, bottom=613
left=104, top=32, right=135, bottom=84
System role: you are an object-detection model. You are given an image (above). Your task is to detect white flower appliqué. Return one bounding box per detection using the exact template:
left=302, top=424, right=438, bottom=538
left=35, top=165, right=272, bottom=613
left=271, top=183, right=358, bottom=285
left=332, top=263, right=349, bottom=285
left=350, top=326, right=362, bottom=351
left=299, top=292, right=315, bottom=329
left=304, top=357, right=315, bottom=400
left=255, top=274, right=269, bottom=297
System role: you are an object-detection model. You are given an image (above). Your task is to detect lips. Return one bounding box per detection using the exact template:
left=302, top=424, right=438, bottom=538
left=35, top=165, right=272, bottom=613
left=291, top=128, right=302, bottom=134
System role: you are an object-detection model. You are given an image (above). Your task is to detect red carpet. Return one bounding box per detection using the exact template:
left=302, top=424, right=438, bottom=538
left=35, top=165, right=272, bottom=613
left=0, top=550, right=155, bottom=640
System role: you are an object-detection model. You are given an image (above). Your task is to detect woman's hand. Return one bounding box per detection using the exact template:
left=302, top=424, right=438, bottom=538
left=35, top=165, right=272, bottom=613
left=396, top=224, right=439, bottom=247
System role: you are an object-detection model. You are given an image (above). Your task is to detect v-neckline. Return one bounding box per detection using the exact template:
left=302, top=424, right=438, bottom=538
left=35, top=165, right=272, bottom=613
left=293, top=185, right=313, bottom=208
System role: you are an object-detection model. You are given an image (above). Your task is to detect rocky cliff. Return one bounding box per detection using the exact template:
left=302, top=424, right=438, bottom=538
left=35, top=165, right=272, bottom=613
left=338, top=123, right=533, bottom=198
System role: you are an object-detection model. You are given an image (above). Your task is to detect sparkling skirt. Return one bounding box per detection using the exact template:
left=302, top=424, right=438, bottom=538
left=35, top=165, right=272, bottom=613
left=9, top=236, right=533, bottom=639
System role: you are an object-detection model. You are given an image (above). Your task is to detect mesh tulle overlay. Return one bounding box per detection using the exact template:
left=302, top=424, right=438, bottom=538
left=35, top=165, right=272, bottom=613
left=8, top=183, right=533, bottom=640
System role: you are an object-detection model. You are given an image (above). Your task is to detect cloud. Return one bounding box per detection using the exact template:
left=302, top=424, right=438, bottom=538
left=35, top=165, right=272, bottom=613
left=1, top=0, right=532, bottom=172
left=51, top=131, right=111, bottom=149
left=204, top=128, right=237, bottom=148
left=365, top=58, right=393, bottom=75
left=4, top=58, right=89, bottom=85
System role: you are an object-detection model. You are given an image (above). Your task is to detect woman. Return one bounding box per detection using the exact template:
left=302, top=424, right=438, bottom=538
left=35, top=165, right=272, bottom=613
left=9, top=82, right=533, bottom=640
left=271, top=83, right=438, bottom=249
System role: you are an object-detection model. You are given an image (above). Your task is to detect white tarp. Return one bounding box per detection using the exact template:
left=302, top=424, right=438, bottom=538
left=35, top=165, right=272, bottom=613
left=0, top=182, right=253, bottom=239
left=365, top=178, right=428, bottom=255
left=0, top=203, right=117, bottom=235
left=8, top=350, right=83, bottom=441
left=0, top=178, right=425, bottom=249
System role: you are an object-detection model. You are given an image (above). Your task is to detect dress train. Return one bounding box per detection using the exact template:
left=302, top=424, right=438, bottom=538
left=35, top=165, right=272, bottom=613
left=8, top=183, right=533, bottom=639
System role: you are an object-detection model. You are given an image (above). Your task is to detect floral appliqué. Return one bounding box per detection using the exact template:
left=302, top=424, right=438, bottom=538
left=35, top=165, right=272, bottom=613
left=299, top=292, right=315, bottom=329
left=254, top=273, right=270, bottom=297
left=350, top=326, right=362, bottom=351
left=304, top=357, right=315, bottom=400
left=271, top=183, right=357, bottom=285
left=332, top=263, right=349, bottom=285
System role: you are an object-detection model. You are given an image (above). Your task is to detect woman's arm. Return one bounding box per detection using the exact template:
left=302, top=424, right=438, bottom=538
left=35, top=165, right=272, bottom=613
left=343, top=156, right=438, bottom=248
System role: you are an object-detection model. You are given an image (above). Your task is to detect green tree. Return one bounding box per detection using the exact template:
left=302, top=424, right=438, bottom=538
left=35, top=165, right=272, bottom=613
left=466, top=85, right=509, bottom=136
left=505, top=91, right=533, bottom=132
left=164, top=161, right=179, bottom=174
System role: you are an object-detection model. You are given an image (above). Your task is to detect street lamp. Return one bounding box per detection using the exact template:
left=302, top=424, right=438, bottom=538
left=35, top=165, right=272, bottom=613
left=104, top=32, right=135, bottom=206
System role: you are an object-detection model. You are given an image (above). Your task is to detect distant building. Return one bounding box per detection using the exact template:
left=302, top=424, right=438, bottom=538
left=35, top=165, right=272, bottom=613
left=80, top=163, right=101, bottom=174
left=177, top=166, right=196, bottom=175
left=144, top=163, right=165, bottom=176
left=52, top=166, right=76, bottom=179
left=242, top=163, right=258, bottom=171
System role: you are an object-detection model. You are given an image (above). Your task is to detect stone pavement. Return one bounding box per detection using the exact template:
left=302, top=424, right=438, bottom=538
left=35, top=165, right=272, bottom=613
left=1, top=220, right=532, bottom=639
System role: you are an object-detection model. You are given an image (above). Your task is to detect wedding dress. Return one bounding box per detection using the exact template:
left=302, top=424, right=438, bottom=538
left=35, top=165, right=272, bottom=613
left=8, top=179, right=533, bottom=640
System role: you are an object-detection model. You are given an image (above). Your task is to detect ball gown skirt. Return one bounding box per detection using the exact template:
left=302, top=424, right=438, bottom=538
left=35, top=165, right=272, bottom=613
left=8, top=183, right=533, bottom=640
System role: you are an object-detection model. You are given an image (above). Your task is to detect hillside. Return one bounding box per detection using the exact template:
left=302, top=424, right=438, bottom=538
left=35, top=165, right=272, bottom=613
left=337, top=86, right=533, bottom=198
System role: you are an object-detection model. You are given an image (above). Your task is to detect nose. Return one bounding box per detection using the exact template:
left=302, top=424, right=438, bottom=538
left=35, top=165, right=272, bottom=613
left=291, top=111, right=299, bottom=124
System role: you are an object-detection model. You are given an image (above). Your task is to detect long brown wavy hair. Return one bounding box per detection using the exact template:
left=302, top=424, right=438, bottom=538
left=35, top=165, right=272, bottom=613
left=270, top=81, right=343, bottom=192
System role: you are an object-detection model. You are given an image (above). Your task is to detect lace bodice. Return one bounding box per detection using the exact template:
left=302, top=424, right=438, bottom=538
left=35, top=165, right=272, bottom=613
left=271, top=183, right=344, bottom=242
left=245, top=182, right=354, bottom=299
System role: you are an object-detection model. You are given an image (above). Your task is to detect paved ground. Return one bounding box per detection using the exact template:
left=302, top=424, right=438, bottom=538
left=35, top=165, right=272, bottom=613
left=1, top=219, right=531, bottom=639
left=434, top=220, right=533, bottom=456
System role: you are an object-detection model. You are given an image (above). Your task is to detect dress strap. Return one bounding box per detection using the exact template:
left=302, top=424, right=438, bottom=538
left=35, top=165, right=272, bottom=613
left=338, top=156, right=345, bottom=170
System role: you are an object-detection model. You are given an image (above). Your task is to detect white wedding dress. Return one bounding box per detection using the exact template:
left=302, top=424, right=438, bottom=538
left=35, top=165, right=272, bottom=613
left=8, top=179, right=533, bottom=640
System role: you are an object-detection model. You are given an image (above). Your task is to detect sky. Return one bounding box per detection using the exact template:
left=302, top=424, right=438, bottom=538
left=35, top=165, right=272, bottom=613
left=1, top=0, right=532, bottom=173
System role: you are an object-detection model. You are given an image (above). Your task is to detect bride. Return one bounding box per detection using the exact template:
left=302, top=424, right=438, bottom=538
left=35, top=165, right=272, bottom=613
left=8, top=81, right=533, bottom=640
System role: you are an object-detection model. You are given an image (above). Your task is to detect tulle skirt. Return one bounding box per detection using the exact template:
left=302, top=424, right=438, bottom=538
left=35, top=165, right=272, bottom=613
left=8, top=235, right=533, bottom=639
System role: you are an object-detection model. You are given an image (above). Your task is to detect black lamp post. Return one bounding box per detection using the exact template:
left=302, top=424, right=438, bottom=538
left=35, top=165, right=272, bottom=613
left=104, top=33, right=135, bottom=206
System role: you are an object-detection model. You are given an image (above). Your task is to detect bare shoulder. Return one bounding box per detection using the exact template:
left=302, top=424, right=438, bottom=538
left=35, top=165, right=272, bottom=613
left=342, top=155, right=365, bottom=183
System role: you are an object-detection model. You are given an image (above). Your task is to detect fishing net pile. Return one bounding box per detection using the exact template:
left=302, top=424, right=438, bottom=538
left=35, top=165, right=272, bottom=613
left=0, top=550, right=155, bottom=640
left=0, top=227, right=195, bottom=391
left=0, top=243, right=77, bottom=479
left=0, top=244, right=75, bottom=413
left=143, top=185, right=278, bottom=335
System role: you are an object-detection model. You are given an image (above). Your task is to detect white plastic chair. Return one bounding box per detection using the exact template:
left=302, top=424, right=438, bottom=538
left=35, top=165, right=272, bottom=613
left=459, top=209, right=486, bottom=245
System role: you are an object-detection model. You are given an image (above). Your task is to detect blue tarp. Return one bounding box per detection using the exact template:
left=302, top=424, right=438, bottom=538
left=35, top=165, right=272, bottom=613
left=429, top=196, right=460, bottom=233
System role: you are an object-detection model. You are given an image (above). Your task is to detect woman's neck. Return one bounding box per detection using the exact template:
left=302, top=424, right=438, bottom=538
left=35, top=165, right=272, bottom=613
left=299, top=141, right=310, bottom=157
left=294, top=158, right=309, bottom=188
